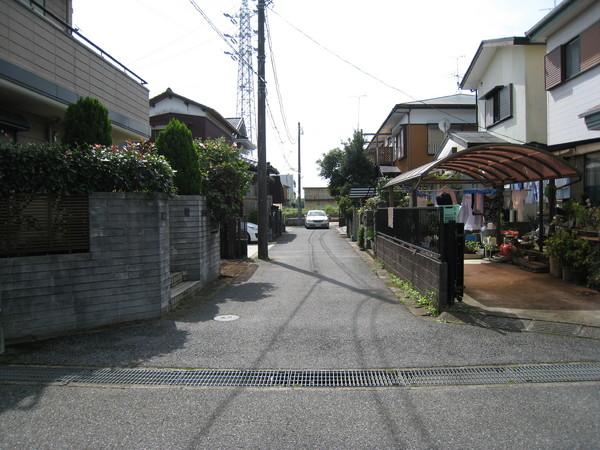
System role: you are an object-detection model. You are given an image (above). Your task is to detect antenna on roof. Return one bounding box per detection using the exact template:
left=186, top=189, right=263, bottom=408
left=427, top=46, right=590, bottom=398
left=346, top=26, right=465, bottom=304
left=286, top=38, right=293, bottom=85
left=452, top=55, right=465, bottom=92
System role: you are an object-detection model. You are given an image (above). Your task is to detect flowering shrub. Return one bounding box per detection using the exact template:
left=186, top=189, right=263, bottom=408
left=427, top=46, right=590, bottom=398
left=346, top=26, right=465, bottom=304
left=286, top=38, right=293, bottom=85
left=0, top=141, right=175, bottom=194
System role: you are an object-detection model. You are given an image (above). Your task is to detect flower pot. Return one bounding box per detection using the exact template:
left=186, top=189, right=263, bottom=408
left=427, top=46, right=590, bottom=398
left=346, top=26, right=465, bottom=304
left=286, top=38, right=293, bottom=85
left=549, top=256, right=561, bottom=278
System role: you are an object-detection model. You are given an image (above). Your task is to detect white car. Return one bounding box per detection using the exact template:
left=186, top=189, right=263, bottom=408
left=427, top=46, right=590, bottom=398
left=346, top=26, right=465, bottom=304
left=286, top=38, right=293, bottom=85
left=246, top=222, right=258, bottom=243
left=305, top=210, right=329, bottom=229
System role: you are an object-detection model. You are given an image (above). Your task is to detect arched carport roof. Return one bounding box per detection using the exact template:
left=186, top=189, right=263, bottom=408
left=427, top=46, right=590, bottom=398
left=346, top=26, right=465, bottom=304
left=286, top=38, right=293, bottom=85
left=384, top=143, right=580, bottom=188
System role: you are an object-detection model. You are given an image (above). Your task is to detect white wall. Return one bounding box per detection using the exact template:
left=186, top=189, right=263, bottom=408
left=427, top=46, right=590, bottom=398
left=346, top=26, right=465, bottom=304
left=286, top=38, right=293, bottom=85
left=149, top=96, right=207, bottom=118
left=546, top=2, right=600, bottom=145
left=403, top=108, right=475, bottom=125
left=475, top=45, right=546, bottom=145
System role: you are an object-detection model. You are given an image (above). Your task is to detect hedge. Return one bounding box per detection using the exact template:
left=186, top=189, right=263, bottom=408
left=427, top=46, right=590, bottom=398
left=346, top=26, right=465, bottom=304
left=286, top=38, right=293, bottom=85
left=0, top=141, right=175, bottom=195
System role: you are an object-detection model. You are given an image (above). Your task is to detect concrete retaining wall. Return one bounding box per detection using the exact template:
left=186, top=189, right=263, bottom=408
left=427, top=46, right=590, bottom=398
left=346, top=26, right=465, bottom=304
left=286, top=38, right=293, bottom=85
left=169, top=196, right=220, bottom=286
left=0, top=192, right=171, bottom=342
left=375, top=234, right=447, bottom=310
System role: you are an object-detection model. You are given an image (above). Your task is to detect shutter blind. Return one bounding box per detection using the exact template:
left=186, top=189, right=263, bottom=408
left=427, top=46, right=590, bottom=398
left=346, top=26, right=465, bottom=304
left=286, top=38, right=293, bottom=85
left=581, top=20, right=600, bottom=72
left=545, top=46, right=562, bottom=90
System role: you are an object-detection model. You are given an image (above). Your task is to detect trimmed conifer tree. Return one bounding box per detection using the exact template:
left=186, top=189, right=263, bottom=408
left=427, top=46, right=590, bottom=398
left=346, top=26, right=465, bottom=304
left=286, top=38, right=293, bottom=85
left=63, top=97, right=112, bottom=146
left=155, top=118, right=201, bottom=195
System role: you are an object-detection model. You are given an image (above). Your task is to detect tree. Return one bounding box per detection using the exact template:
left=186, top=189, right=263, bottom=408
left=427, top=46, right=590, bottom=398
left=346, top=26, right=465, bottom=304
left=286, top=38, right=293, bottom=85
left=317, top=130, right=378, bottom=214
left=62, top=97, right=112, bottom=146
left=196, top=137, right=253, bottom=222
left=155, top=118, right=202, bottom=195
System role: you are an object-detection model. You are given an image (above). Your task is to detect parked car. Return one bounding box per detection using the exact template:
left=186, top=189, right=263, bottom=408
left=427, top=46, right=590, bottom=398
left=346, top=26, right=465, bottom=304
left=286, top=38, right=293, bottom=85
left=246, top=222, right=258, bottom=243
left=305, top=210, right=329, bottom=229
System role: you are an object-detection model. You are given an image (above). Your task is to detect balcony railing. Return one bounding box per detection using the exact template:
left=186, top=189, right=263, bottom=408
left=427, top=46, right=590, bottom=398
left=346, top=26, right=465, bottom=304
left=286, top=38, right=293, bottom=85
left=27, top=0, right=147, bottom=85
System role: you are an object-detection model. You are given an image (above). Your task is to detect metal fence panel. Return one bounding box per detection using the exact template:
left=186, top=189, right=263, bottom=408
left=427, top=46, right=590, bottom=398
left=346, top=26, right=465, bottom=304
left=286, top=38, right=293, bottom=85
left=0, top=194, right=89, bottom=257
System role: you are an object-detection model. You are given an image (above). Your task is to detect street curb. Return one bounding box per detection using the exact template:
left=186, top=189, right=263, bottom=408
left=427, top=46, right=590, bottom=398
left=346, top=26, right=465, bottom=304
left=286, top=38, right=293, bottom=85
left=335, top=226, right=600, bottom=341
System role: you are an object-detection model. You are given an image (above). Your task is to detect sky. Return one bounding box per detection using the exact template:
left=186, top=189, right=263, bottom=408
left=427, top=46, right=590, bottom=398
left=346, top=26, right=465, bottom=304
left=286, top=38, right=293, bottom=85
left=73, top=0, right=556, bottom=191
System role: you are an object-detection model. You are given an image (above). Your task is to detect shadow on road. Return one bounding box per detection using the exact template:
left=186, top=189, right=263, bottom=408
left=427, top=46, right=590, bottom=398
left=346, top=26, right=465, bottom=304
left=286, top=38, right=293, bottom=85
left=268, top=259, right=398, bottom=305
left=169, top=281, right=276, bottom=323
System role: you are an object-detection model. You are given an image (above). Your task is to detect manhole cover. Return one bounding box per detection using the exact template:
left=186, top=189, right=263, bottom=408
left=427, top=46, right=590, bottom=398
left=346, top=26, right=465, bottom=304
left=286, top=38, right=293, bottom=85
left=214, top=314, right=240, bottom=322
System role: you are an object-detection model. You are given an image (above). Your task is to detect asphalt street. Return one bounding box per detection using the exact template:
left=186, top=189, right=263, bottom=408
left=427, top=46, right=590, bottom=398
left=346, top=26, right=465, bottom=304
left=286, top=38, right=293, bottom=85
left=1, top=226, right=600, bottom=448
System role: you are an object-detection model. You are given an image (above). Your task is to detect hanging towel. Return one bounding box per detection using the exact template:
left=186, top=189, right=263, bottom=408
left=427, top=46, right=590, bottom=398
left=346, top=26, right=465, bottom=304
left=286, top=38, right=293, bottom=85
left=512, top=190, right=527, bottom=221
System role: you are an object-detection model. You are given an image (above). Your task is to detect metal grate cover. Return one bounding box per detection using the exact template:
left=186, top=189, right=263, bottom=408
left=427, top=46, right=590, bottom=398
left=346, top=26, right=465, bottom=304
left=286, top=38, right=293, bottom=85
left=1, top=363, right=600, bottom=389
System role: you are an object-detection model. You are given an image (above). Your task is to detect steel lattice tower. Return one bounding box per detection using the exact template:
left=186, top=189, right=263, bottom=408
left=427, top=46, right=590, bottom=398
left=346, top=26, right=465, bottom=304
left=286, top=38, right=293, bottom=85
left=235, top=0, right=255, bottom=142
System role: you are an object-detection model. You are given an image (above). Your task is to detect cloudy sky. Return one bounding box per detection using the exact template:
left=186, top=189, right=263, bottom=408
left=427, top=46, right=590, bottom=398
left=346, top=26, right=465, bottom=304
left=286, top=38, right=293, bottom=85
left=73, top=0, right=555, bottom=190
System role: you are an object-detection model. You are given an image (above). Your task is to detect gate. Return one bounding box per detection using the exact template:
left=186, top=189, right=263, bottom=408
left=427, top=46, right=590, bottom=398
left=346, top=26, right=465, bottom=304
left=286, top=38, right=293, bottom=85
left=220, top=217, right=248, bottom=259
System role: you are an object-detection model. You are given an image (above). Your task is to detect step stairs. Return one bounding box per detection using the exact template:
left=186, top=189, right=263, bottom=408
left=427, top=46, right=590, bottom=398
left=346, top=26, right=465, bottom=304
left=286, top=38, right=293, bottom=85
left=169, top=271, right=203, bottom=311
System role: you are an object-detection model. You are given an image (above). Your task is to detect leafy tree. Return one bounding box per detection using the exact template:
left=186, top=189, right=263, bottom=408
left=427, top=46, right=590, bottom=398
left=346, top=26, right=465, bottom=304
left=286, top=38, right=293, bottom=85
left=196, top=137, right=253, bottom=222
left=63, top=97, right=112, bottom=146
left=317, top=130, right=378, bottom=197
left=156, top=118, right=202, bottom=195
left=317, top=130, right=378, bottom=215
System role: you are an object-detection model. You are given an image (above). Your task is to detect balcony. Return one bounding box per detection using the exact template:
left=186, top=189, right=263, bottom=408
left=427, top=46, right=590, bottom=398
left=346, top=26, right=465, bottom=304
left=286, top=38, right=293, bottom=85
left=0, top=0, right=150, bottom=141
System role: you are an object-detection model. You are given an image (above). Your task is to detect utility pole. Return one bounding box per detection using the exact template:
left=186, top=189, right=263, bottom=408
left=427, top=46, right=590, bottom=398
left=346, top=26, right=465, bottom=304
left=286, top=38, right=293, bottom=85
left=257, top=0, right=268, bottom=260
left=297, top=121, right=302, bottom=218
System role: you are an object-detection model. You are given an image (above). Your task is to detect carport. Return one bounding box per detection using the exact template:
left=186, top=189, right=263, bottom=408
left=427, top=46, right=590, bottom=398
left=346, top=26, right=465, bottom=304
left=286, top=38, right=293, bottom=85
left=384, top=143, right=580, bottom=250
left=381, top=143, right=598, bottom=321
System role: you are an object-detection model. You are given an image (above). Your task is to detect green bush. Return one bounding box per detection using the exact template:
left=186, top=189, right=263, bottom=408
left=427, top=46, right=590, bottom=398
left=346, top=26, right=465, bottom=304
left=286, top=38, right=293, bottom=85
left=196, top=137, right=253, bottom=222
left=156, top=119, right=202, bottom=195
left=358, top=225, right=365, bottom=250
left=0, top=141, right=174, bottom=194
left=63, top=97, right=112, bottom=146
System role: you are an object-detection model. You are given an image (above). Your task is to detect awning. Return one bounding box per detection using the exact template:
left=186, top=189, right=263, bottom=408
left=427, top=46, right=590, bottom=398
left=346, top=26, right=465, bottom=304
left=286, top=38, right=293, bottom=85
left=384, top=143, right=580, bottom=188
left=349, top=187, right=376, bottom=199
left=379, top=165, right=401, bottom=175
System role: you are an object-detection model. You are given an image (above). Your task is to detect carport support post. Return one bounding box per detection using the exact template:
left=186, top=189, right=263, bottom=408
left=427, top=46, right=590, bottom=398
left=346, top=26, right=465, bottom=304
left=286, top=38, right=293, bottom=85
left=538, top=179, right=545, bottom=252
left=548, top=178, right=556, bottom=236
left=411, top=188, right=417, bottom=207
left=496, top=184, right=503, bottom=246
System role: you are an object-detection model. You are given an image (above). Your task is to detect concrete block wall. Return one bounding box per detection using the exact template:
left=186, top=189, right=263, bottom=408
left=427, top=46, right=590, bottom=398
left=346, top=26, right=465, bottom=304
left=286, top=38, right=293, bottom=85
left=0, top=192, right=170, bottom=342
left=375, top=234, right=447, bottom=310
left=169, top=195, right=220, bottom=286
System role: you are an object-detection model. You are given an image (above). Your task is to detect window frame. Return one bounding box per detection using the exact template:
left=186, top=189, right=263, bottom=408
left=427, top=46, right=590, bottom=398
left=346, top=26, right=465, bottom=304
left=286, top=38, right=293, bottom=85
left=564, top=36, right=581, bottom=80
left=483, top=84, right=513, bottom=128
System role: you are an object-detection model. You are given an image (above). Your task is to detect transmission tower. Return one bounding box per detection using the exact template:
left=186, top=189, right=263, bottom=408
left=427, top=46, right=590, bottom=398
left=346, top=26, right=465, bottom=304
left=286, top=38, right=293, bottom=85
left=225, top=0, right=256, bottom=143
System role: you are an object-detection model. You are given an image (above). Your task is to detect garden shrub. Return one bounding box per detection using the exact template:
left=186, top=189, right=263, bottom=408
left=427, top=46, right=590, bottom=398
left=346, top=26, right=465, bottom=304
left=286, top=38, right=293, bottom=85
left=358, top=225, right=365, bottom=250
left=63, top=97, right=112, bottom=146
left=196, top=137, right=253, bottom=222
left=0, top=141, right=174, bottom=194
left=155, top=118, right=202, bottom=195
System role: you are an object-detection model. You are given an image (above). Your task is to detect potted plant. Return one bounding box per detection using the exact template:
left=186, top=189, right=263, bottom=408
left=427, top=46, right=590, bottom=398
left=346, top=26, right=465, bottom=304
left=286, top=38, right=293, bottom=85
left=545, top=227, right=568, bottom=278
left=560, top=230, right=591, bottom=284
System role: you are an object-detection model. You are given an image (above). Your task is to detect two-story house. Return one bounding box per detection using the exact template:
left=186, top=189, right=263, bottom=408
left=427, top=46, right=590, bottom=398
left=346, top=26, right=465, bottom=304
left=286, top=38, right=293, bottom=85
left=457, top=37, right=547, bottom=151
left=527, top=0, right=600, bottom=203
left=149, top=88, right=254, bottom=152
left=366, top=94, right=477, bottom=175
left=0, top=0, right=150, bottom=144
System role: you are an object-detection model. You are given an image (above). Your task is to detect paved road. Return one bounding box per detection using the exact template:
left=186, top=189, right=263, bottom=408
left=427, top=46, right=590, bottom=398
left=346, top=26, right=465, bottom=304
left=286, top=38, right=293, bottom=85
left=1, top=227, right=600, bottom=448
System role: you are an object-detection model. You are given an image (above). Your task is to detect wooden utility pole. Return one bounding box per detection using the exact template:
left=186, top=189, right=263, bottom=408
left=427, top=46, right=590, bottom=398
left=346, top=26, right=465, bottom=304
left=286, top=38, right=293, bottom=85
left=297, top=121, right=302, bottom=218
left=257, top=0, right=268, bottom=259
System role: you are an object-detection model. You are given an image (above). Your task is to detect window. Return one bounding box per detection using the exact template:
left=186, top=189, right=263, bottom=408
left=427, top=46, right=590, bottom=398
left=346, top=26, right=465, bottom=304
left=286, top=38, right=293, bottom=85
left=484, top=85, right=512, bottom=128
left=585, top=152, right=600, bottom=204
left=564, top=37, right=581, bottom=79
left=544, top=20, right=600, bottom=90
left=393, top=126, right=406, bottom=160
left=427, top=124, right=444, bottom=155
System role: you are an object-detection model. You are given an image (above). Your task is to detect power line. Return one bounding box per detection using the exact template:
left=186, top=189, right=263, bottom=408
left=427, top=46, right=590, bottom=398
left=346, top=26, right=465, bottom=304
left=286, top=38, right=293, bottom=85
left=187, top=0, right=264, bottom=83
left=269, top=6, right=530, bottom=146
left=265, top=13, right=295, bottom=144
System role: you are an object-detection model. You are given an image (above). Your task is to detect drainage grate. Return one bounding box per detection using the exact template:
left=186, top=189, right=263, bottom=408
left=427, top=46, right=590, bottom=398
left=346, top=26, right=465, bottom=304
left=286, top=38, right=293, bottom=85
left=1, top=363, right=599, bottom=389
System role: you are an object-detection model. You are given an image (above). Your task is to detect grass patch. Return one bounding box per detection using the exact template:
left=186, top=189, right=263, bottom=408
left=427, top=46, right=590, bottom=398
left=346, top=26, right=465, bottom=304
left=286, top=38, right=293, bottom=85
left=388, top=274, right=439, bottom=316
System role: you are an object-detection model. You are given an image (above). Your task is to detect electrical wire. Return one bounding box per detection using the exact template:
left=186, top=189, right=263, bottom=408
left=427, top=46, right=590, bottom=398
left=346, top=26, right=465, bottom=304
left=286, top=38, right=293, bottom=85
left=265, top=13, right=295, bottom=144
left=268, top=6, right=531, bottom=147
left=187, top=0, right=264, bottom=83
